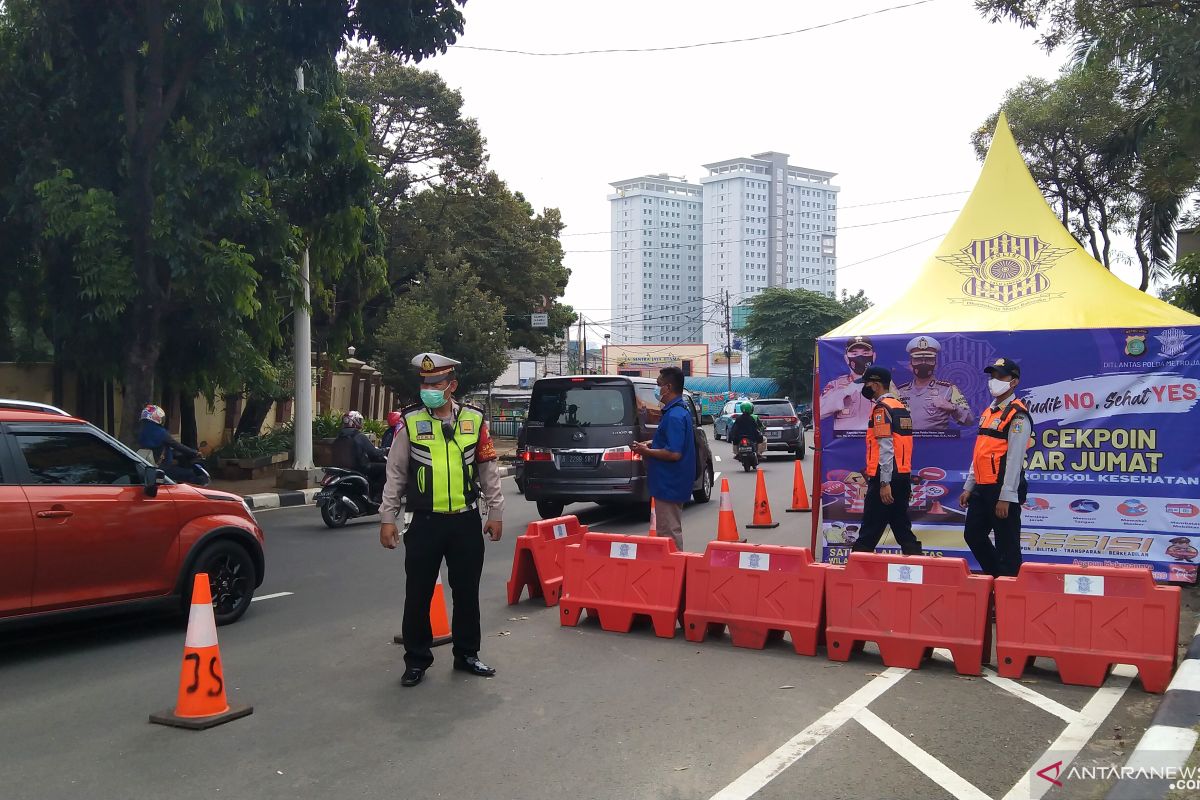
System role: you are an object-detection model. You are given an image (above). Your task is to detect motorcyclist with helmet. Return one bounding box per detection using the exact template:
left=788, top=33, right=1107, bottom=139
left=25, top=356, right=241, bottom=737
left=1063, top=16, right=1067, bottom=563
left=135, top=404, right=200, bottom=465
left=727, top=401, right=766, bottom=458
left=381, top=409, right=403, bottom=450
left=332, top=410, right=388, bottom=501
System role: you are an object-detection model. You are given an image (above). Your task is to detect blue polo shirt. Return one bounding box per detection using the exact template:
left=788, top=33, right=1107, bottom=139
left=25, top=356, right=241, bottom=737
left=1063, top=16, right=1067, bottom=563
left=647, top=397, right=696, bottom=504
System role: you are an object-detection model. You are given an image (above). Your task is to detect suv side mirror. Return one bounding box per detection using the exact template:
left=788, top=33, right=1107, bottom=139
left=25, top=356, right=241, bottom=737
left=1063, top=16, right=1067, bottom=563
left=143, top=464, right=160, bottom=497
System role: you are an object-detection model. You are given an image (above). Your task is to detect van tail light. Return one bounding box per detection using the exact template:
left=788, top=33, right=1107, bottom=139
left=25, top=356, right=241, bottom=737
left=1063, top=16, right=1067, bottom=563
left=602, top=446, right=642, bottom=462
left=789, top=416, right=799, bottom=425
left=524, top=447, right=553, bottom=462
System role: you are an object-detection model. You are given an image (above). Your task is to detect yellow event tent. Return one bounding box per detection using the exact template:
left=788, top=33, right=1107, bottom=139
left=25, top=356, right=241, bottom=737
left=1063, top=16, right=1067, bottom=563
left=814, top=115, right=1200, bottom=582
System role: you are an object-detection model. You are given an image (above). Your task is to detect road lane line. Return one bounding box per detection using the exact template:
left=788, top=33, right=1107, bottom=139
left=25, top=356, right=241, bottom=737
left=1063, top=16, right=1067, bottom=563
left=981, top=669, right=1082, bottom=724
left=251, top=592, right=294, bottom=603
left=855, top=708, right=992, bottom=800
left=1001, top=665, right=1134, bottom=800
left=713, top=471, right=722, bottom=485
left=708, top=667, right=909, bottom=800
left=715, top=455, right=722, bottom=462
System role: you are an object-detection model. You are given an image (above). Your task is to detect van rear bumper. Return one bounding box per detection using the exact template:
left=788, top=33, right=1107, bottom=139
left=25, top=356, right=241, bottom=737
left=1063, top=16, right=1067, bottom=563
left=524, top=476, right=648, bottom=504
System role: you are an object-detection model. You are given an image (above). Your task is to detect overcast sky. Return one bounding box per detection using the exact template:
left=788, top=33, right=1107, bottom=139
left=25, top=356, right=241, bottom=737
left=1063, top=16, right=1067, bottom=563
left=424, top=0, right=1139, bottom=336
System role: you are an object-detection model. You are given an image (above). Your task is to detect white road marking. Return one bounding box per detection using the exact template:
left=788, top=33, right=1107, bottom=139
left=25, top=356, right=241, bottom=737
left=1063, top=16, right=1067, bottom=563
left=856, top=708, right=991, bottom=800
left=1001, top=665, right=1135, bottom=800
left=981, top=668, right=1082, bottom=724
left=713, top=471, right=722, bottom=485
left=1168, top=658, right=1200, bottom=691
left=251, top=591, right=294, bottom=603
left=708, top=667, right=909, bottom=800
left=714, top=455, right=722, bottom=463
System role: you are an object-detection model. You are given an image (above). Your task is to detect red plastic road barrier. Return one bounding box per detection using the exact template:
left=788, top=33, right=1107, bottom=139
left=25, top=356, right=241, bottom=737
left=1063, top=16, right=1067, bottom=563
left=559, top=533, right=688, bottom=638
left=995, top=563, right=1180, bottom=693
left=507, top=516, right=589, bottom=606
left=684, top=542, right=827, bottom=655
left=825, top=553, right=993, bottom=675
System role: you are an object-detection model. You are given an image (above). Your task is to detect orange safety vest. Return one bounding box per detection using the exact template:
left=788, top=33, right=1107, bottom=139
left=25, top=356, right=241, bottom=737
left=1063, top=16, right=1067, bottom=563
left=865, top=395, right=912, bottom=478
left=971, top=398, right=1030, bottom=485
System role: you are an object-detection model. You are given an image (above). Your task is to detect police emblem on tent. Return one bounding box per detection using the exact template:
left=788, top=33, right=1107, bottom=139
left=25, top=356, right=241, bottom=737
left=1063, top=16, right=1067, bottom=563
left=939, top=232, right=1071, bottom=310
left=1156, top=327, right=1190, bottom=358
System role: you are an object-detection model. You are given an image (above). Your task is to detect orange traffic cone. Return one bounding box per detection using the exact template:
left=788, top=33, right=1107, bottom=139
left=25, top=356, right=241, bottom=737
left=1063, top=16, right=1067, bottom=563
left=150, top=573, right=253, bottom=730
left=929, top=499, right=948, bottom=515
left=394, top=570, right=453, bottom=647
left=785, top=459, right=812, bottom=513
left=745, top=468, right=780, bottom=529
left=716, top=478, right=745, bottom=543
left=648, top=498, right=658, bottom=536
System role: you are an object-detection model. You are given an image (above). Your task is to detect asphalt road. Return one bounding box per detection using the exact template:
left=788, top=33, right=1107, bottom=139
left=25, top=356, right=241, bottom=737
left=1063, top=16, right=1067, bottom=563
left=0, top=442, right=1175, bottom=800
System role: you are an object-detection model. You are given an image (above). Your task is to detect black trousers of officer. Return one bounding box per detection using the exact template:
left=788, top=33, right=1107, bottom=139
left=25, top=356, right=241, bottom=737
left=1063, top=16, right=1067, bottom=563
left=852, top=474, right=922, bottom=554
left=402, top=507, right=485, bottom=669
left=964, top=484, right=1023, bottom=577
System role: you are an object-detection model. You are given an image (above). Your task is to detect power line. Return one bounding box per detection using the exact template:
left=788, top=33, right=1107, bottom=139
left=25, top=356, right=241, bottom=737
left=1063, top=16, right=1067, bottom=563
left=453, top=1, right=937, bottom=56
left=558, top=189, right=970, bottom=238
left=564, top=208, right=959, bottom=254
left=836, top=232, right=947, bottom=271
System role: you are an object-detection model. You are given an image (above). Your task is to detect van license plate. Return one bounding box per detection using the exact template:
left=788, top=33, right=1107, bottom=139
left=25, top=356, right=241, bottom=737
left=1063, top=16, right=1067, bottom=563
left=766, top=430, right=782, bottom=440
left=560, top=453, right=598, bottom=467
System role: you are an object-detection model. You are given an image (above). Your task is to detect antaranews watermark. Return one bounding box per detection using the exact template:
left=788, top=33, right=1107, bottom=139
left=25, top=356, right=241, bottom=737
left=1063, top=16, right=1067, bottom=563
left=1033, top=752, right=1199, bottom=791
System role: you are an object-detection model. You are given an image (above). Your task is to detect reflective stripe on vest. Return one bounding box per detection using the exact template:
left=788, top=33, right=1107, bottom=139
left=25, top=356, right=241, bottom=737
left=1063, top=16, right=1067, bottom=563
left=865, top=396, right=913, bottom=477
left=971, top=399, right=1029, bottom=485
left=404, top=406, right=484, bottom=513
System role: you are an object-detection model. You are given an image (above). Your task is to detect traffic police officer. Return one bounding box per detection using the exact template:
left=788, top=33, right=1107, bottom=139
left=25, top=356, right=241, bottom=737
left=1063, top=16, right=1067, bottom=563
left=897, top=336, right=974, bottom=430
left=851, top=366, right=923, bottom=556
left=821, top=336, right=893, bottom=431
left=379, top=353, right=505, bottom=687
left=958, top=357, right=1032, bottom=577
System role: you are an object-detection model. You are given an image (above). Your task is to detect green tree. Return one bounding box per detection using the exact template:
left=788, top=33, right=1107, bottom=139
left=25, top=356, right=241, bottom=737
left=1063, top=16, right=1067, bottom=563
left=0, top=0, right=466, bottom=441
left=743, top=289, right=872, bottom=398
left=972, top=68, right=1138, bottom=272
left=1159, top=252, right=1200, bottom=315
left=976, top=1, right=1200, bottom=282
left=375, top=258, right=510, bottom=402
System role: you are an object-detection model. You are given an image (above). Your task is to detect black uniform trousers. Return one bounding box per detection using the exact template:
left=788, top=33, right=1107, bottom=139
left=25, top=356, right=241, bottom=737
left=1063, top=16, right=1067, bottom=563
left=402, top=507, right=485, bottom=669
left=964, top=484, right=1023, bottom=578
left=852, top=474, right=922, bottom=555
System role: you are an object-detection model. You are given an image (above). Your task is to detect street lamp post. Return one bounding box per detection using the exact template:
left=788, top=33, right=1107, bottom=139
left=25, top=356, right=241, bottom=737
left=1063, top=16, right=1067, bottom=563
left=287, top=64, right=315, bottom=486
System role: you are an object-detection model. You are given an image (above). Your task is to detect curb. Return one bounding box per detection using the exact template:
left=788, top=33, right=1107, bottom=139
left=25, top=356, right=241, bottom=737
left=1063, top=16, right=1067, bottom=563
left=244, top=488, right=320, bottom=510
left=240, top=467, right=513, bottom=510
left=1107, top=621, right=1200, bottom=799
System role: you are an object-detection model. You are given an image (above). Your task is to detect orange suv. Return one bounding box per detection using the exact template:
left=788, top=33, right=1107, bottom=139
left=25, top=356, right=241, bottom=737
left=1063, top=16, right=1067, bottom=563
left=0, top=404, right=265, bottom=627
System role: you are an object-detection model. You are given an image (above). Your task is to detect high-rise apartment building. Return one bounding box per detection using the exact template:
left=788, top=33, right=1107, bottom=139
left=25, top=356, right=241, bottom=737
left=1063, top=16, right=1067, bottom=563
left=700, top=153, right=839, bottom=360
left=608, top=175, right=704, bottom=346
left=607, top=155, right=838, bottom=363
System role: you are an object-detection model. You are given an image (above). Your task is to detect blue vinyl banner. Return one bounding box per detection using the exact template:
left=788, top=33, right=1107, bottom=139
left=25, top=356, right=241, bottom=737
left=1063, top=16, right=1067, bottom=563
left=816, top=326, right=1200, bottom=583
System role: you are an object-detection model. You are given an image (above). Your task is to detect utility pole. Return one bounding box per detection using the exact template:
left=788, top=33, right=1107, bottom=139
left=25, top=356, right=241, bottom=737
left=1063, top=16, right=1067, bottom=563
left=291, top=65, right=314, bottom=478
left=724, top=290, right=733, bottom=396
left=582, top=317, right=588, bottom=374
left=577, top=317, right=584, bottom=374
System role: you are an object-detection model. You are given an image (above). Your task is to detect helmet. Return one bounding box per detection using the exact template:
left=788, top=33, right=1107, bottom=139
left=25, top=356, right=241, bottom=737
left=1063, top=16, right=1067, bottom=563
left=386, top=410, right=402, bottom=428
left=740, top=401, right=754, bottom=414
left=140, top=404, right=166, bottom=425
left=341, top=410, right=364, bottom=429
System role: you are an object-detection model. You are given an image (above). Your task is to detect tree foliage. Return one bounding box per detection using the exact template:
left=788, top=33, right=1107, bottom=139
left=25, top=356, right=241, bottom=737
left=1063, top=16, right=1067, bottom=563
left=976, top=1, right=1200, bottom=285
left=743, top=289, right=872, bottom=399
left=0, top=0, right=466, bottom=442
left=374, top=257, right=510, bottom=401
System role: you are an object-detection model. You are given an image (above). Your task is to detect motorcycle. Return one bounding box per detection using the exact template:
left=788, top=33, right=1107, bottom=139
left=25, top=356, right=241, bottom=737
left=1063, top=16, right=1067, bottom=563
left=736, top=438, right=759, bottom=472
left=163, top=451, right=212, bottom=486
left=315, top=467, right=380, bottom=528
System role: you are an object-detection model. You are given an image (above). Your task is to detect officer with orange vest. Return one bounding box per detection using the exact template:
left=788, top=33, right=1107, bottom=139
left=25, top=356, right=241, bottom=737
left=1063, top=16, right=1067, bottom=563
left=851, top=366, right=923, bottom=556
left=958, top=357, right=1033, bottom=577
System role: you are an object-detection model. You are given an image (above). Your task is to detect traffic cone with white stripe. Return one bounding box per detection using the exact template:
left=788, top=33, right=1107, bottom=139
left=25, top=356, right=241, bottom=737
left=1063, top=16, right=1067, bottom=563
left=150, top=573, right=253, bottom=730
left=648, top=498, right=658, bottom=536
left=716, top=478, right=745, bottom=543
left=394, top=570, right=453, bottom=647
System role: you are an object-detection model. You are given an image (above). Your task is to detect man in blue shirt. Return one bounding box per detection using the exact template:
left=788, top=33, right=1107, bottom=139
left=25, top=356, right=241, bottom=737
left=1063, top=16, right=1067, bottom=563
left=632, top=366, right=696, bottom=550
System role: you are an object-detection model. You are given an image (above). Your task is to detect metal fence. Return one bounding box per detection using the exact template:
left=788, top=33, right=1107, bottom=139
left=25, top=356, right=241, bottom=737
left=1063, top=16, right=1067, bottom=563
left=488, top=418, right=521, bottom=439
